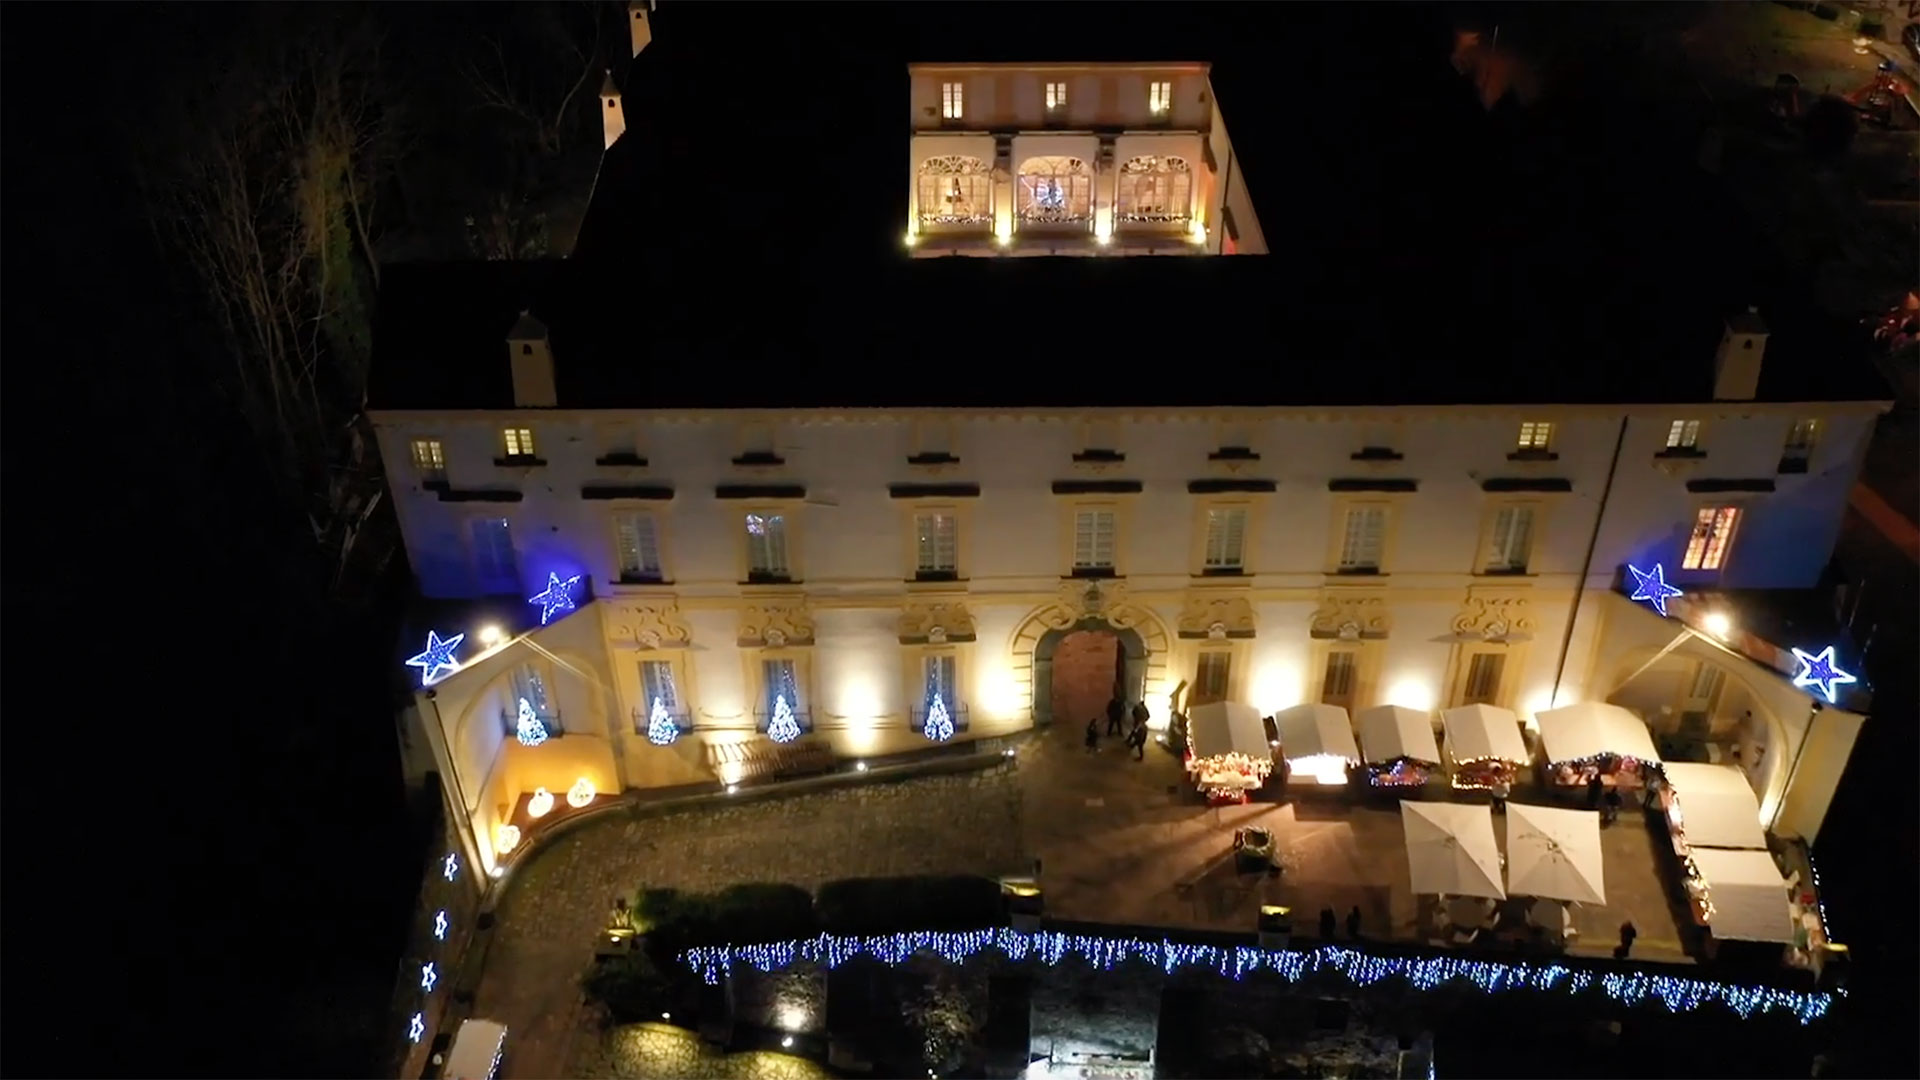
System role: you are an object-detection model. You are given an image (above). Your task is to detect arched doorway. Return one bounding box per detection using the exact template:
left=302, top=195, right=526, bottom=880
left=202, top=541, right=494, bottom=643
left=1010, top=591, right=1173, bottom=728
left=1039, top=621, right=1145, bottom=729
left=1605, top=649, right=1790, bottom=812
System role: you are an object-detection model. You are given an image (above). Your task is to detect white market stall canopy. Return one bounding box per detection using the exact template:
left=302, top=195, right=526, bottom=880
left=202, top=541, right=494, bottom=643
left=1274, top=703, right=1361, bottom=763
left=1356, top=705, right=1441, bottom=765
left=1688, top=847, right=1796, bottom=944
left=1535, top=702, right=1662, bottom=766
left=1401, top=802, right=1505, bottom=900
left=1439, top=703, right=1530, bottom=765
left=1505, top=803, right=1606, bottom=905
left=1187, top=702, right=1272, bottom=761
left=1662, top=763, right=1769, bottom=851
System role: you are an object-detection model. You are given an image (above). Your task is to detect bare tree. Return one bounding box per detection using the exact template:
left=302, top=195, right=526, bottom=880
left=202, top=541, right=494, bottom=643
left=134, top=6, right=396, bottom=600
left=460, top=2, right=612, bottom=158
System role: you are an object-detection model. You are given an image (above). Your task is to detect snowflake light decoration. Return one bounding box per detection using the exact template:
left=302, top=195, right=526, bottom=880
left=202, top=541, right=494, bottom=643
left=1790, top=645, right=1857, bottom=703
left=514, top=697, right=549, bottom=747
left=442, top=852, right=460, bottom=881
left=528, top=572, right=583, bottom=625
left=647, top=696, right=680, bottom=746
left=434, top=910, right=449, bottom=941
left=421, top=962, right=439, bottom=993
left=407, top=1013, right=426, bottom=1043
left=1626, top=563, right=1684, bottom=617
left=406, top=631, right=466, bottom=685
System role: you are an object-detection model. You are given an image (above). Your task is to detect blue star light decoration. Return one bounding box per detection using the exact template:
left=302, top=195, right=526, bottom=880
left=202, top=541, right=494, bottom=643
left=421, top=962, right=439, bottom=993
left=407, top=1013, right=426, bottom=1044
left=406, top=631, right=466, bottom=685
left=433, top=910, right=449, bottom=941
left=529, top=572, right=583, bottom=625
left=1627, top=563, right=1685, bottom=618
left=442, top=852, right=460, bottom=881
left=1790, top=645, right=1857, bottom=704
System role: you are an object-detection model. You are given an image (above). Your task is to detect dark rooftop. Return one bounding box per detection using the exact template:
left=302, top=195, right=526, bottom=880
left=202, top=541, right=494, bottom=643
left=367, top=3, right=1894, bottom=413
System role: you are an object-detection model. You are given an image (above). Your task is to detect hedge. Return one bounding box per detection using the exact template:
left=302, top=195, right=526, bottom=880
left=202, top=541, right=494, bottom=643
left=816, top=875, right=1004, bottom=936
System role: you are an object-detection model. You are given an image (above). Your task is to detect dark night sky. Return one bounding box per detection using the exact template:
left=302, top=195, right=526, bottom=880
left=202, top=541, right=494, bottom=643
left=2, top=3, right=1912, bottom=1077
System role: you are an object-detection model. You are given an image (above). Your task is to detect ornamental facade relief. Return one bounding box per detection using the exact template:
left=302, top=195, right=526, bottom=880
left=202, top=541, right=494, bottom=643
left=738, top=600, right=816, bottom=647
left=1309, top=591, right=1392, bottom=641
left=605, top=601, right=693, bottom=650
left=898, top=601, right=977, bottom=643
left=1451, top=589, right=1537, bottom=641
left=1177, top=592, right=1257, bottom=638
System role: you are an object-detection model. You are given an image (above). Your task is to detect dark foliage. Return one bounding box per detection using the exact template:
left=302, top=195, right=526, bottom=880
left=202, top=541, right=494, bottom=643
left=816, top=876, right=1005, bottom=936
left=1802, top=95, right=1859, bottom=161
left=582, top=948, right=674, bottom=1024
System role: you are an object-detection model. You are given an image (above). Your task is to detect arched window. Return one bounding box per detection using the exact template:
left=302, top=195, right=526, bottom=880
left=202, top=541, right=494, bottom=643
left=1016, top=156, right=1092, bottom=226
left=1116, top=155, right=1193, bottom=223
left=916, top=155, right=992, bottom=228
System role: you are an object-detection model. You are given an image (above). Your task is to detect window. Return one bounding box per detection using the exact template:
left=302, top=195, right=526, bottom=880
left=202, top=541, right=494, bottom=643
left=469, top=517, right=518, bottom=592
left=640, top=659, right=680, bottom=714
left=759, top=657, right=805, bottom=726
left=1482, top=505, right=1535, bottom=574
left=512, top=663, right=559, bottom=732
left=1203, top=508, right=1247, bottom=572
left=1194, top=652, right=1231, bottom=707
left=745, top=513, right=789, bottom=579
left=1681, top=506, right=1741, bottom=571
left=1045, top=81, right=1066, bottom=109
left=941, top=81, right=964, bottom=119
left=502, top=427, right=536, bottom=458
left=1148, top=80, right=1172, bottom=113
left=1337, top=506, right=1387, bottom=573
left=1016, top=156, right=1093, bottom=225
left=410, top=438, right=446, bottom=481
left=915, top=512, right=958, bottom=576
left=1321, top=651, right=1357, bottom=710
left=1516, top=422, right=1553, bottom=452
left=1462, top=654, right=1505, bottom=706
left=614, top=512, right=663, bottom=582
left=1072, top=509, right=1117, bottom=572
left=1783, top=419, right=1819, bottom=460
left=1665, top=419, right=1701, bottom=451
left=916, top=155, right=992, bottom=227
left=1115, top=156, right=1192, bottom=223
left=924, top=654, right=957, bottom=710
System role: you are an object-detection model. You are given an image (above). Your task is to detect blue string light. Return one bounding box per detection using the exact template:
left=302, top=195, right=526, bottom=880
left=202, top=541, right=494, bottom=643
left=529, top=572, right=582, bottom=625
left=1789, top=646, right=1856, bottom=704
left=679, top=928, right=1832, bottom=1025
left=406, top=631, right=466, bottom=685
left=1626, top=563, right=1684, bottom=618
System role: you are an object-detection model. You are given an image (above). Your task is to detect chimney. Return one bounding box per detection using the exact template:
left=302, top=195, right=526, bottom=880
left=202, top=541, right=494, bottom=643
left=508, top=310, right=557, bottom=408
left=1712, top=306, right=1768, bottom=402
left=600, top=70, right=626, bottom=151
left=628, top=1, right=653, bottom=59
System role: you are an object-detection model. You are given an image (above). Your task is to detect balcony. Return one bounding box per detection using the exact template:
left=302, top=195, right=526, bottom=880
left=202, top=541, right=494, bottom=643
left=632, top=705, right=693, bottom=737
left=911, top=701, right=971, bottom=737
left=753, top=706, right=815, bottom=738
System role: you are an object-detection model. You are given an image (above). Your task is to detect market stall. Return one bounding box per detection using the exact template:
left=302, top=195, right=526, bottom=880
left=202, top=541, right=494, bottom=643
left=1439, top=703, right=1530, bottom=790
left=1659, top=762, right=1768, bottom=856
left=1504, top=803, right=1605, bottom=905
left=1355, top=705, right=1441, bottom=790
left=1683, top=846, right=1797, bottom=947
left=1273, top=703, right=1362, bottom=786
left=1402, top=801, right=1505, bottom=903
left=1183, top=701, right=1275, bottom=803
left=1535, top=702, right=1663, bottom=792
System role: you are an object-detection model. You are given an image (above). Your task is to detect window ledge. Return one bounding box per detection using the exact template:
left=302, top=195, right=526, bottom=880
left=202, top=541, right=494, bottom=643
left=1654, top=447, right=1708, bottom=460
left=1331, top=567, right=1385, bottom=578
left=1352, top=447, right=1406, bottom=462
left=1776, top=457, right=1810, bottom=475
left=1476, top=568, right=1534, bottom=579
left=1209, top=446, right=1261, bottom=462
left=1067, top=568, right=1119, bottom=579
left=616, top=574, right=672, bottom=587
left=1199, top=567, right=1246, bottom=577
left=731, top=452, right=786, bottom=468
left=493, top=455, right=547, bottom=468
left=1506, top=449, right=1559, bottom=463
left=596, top=453, right=649, bottom=468
left=907, top=452, right=961, bottom=467
left=422, top=478, right=450, bottom=492
left=743, top=573, right=800, bottom=586
left=912, top=570, right=963, bottom=583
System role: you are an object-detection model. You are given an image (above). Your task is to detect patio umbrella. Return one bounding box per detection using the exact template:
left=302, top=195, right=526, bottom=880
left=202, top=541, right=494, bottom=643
left=1505, top=803, right=1606, bottom=905
left=1401, top=802, right=1505, bottom=900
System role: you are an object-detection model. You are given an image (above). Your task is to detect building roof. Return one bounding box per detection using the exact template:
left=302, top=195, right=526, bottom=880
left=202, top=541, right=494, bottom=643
left=367, top=3, right=1894, bottom=413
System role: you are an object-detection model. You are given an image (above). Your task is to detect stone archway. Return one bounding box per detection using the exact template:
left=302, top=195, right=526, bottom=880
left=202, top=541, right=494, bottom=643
left=1009, top=582, right=1172, bottom=726
left=1604, top=646, right=1792, bottom=816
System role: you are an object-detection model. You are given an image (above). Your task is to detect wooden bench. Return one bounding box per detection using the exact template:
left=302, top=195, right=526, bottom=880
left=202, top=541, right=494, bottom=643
left=707, top=736, right=836, bottom=785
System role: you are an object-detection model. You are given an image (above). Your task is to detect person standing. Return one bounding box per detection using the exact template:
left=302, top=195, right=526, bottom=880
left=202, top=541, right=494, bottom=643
left=1346, top=904, right=1363, bottom=940
left=1490, top=774, right=1511, bottom=815
left=1318, top=906, right=1338, bottom=940
left=1131, top=699, right=1151, bottom=731
left=1128, top=721, right=1147, bottom=761
left=1105, top=695, right=1125, bottom=737
left=1084, top=717, right=1100, bottom=753
left=1585, top=770, right=1604, bottom=809
left=1614, top=920, right=1637, bottom=960
left=1602, top=786, right=1623, bottom=826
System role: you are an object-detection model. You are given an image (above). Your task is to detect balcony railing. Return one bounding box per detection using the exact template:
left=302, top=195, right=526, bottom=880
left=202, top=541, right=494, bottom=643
left=632, top=705, right=693, bottom=737
left=753, top=707, right=815, bottom=738
left=503, top=707, right=564, bottom=740
left=910, top=701, right=971, bottom=735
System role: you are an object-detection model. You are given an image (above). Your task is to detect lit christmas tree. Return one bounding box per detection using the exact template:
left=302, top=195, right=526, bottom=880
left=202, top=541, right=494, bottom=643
left=767, top=693, right=801, bottom=743
left=647, top=696, right=679, bottom=746
left=515, top=697, right=549, bottom=747
left=924, top=695, right=954, bottom=742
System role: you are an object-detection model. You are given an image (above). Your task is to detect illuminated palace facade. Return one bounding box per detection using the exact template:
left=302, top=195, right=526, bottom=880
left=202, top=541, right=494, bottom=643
left=371, top=40, right=1886, bottom=880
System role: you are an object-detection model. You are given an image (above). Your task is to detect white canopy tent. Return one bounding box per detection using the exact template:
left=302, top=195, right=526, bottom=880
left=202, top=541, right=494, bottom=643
left=1355, top=705, right=1441, bottom=765
left=1687, top=847, right=1796, bottom=944
left=1187, top=701, right=1272, bottom=760
left=1274, top=703, right=1362, bottom=784
left=1401, top=801, right=1505, bottom=900
left=1504, top=803, right=1606, bottom=905
left=1662, top=763, right=1768, bottom=851
left=1439, top=703, right=1530, bottom=765
left=1535, top=702, right=1662, bottom=766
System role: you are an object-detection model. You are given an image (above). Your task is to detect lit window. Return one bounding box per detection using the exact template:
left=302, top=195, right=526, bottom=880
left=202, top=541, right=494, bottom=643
left=510, top=663, right=560, bottom=733
left=1665, top=419, right=1701, bottom=450
left=1463, top=654, right=1505, bottom=705
left=916, top=155, right=992, bottom=228
left=915, top=512, right=958, bottom=575
left=1321, top=651, right=1357, bottom=710
left=745, top=513, right=789, bottom=578
left=759, top=658, right=805, bottom=725
left=469, top=517, right=518, bottom=593
left=941, top=81, right=964, bottom=120
left=410, top=438, right=446, bottom=480
left=1017, top=156, right=1093, bottom=225
left=1045, top=81, right=1067, bottom=110
left=640, top=660, right=679, bottom=712
left=1483, top=505, right=1535, bottom=574
left=1073, top=509, right=1117, bottom=571
left=502, top=427, right=536, bottom=457
left=1681, top=506, right=1741, bottom=571
left=924, top=654, right=957, bottom=712
left=1203, top=508, right=1247, bottom=572
left=1338, top=507, right=1387, bottom=572
left=1115, top=155, right=1192, bottom=223
left=1516, top=422, right=1553, bottom=451
left=614, top=512, right=663, bottom=582
left=1194, top=652, right=1231, bottom=706
left=1149, top=80, right=1172, bottom=113
left=1783, top=418, right=1819, bottom=460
